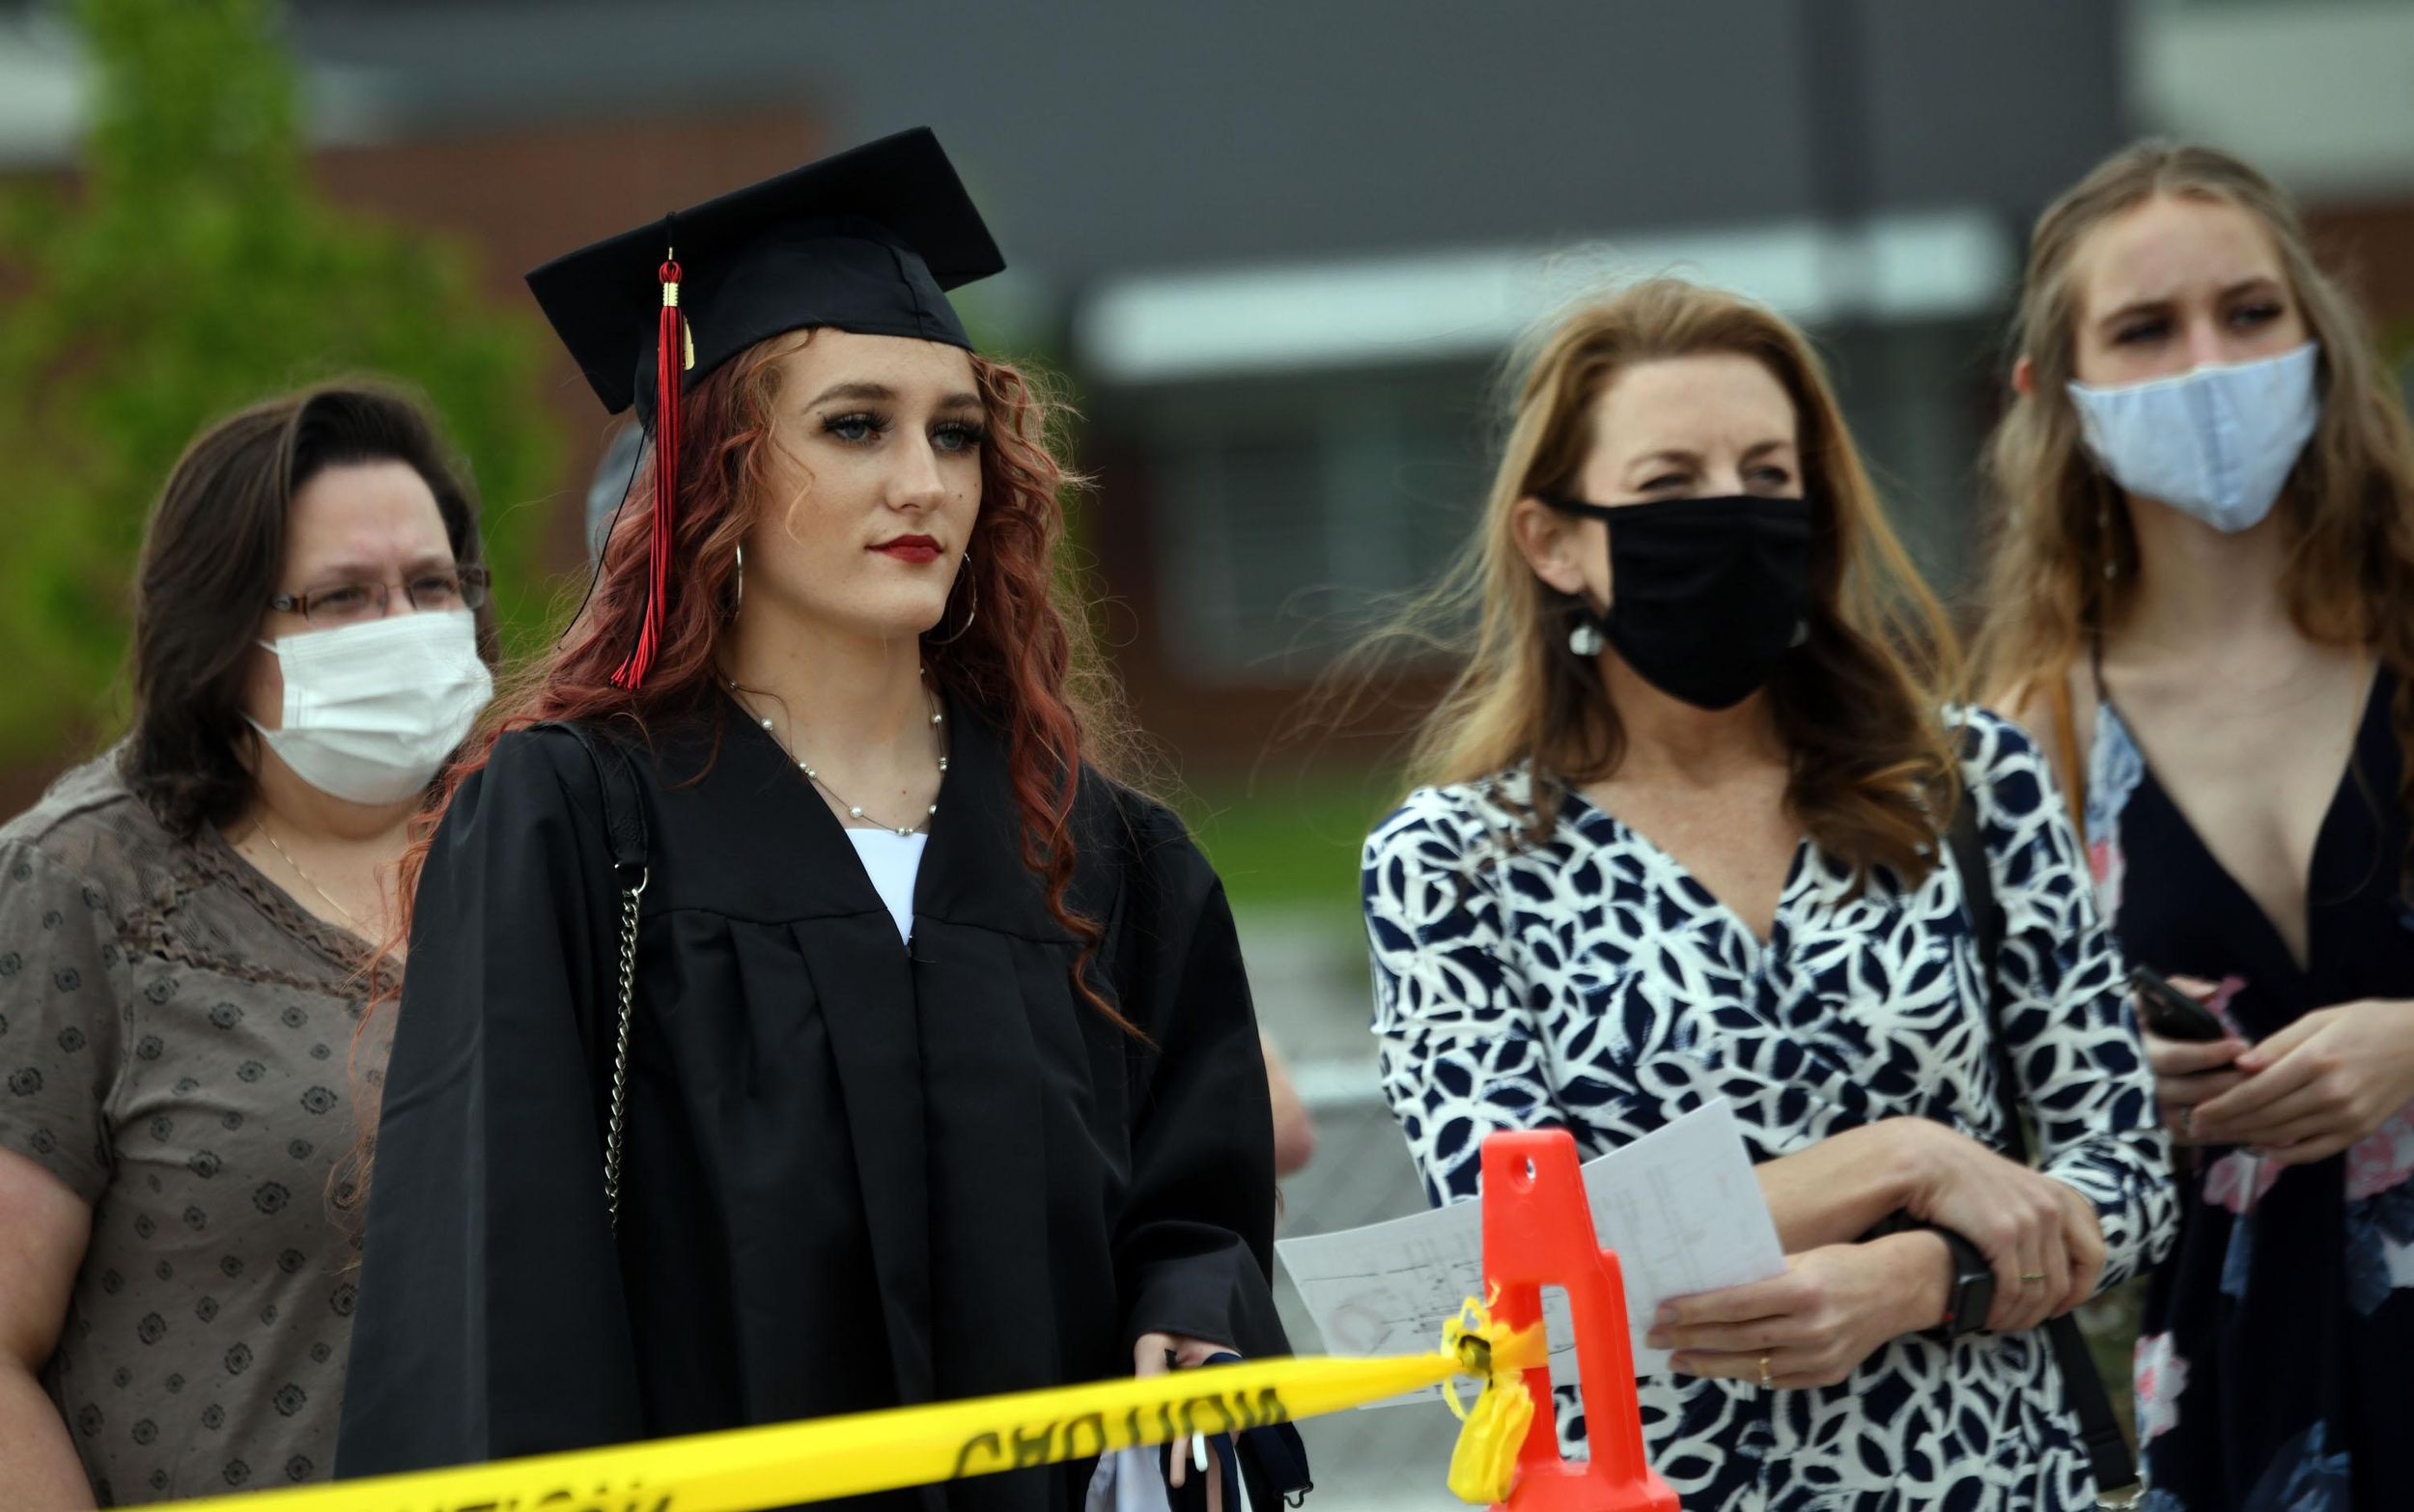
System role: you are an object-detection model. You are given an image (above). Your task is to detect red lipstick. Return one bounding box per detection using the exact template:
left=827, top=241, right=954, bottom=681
left=872, top=534, right=942, bottom=564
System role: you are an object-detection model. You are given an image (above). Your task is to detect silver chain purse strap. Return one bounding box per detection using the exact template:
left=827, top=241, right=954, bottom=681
left=546, top=720, right=653, bottom=1235
left=603, top=865, right=647, bottom=1228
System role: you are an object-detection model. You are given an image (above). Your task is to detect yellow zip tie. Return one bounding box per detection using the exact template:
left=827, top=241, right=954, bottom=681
left=1441, top=1292, right=1548, bottom=1504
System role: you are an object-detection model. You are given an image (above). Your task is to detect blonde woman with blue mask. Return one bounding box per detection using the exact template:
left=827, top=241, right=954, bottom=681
left=1975, top=141, right=2414, bottom=1511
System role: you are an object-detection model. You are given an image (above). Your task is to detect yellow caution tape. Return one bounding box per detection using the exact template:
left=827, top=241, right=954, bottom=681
left=165, top=1341, right=1500, bottom=1512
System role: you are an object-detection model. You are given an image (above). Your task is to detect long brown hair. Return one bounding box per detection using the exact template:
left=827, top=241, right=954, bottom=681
left=124, top=382, right=495, bottom=839
left=390, top=332, right=1140, bottom=1019
left=1969, top=141, right=2414, bottom=826
left=1369, top=278, right=1961, bottom=880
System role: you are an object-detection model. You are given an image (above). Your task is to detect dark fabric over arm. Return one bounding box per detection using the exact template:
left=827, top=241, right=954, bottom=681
left=335, top=730, right=642, bottom=1475
left=1106, top=802, right=1287, bottom=1358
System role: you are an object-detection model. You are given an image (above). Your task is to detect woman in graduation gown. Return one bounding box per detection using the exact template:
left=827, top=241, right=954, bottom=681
left=334, top=130, right=1292, bottom=1511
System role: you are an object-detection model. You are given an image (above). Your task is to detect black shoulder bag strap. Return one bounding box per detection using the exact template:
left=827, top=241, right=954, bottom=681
left=537, top=721, right=650, bottom=1231
left=1948, top=791, right=2140, bottom=1504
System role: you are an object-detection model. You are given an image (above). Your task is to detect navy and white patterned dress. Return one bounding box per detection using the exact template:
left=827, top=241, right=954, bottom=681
left=1362, top=709, right=2176, bottom=1511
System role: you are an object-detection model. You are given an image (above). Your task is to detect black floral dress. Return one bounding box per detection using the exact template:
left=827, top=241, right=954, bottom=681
left=2088, top=670, right=2414, bottom=1512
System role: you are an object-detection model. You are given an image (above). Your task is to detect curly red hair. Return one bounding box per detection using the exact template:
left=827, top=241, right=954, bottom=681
left=326, top=337, right=1143, bottom=1222
left=389, top=333, right=1140, bottom=1025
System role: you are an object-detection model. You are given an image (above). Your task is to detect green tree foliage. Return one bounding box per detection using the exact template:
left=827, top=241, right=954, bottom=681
left=0, top=0, right=561, bottom=764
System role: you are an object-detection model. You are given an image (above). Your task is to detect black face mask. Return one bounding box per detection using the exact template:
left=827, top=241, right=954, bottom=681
left=1544, top=493, right=1813, bottom=710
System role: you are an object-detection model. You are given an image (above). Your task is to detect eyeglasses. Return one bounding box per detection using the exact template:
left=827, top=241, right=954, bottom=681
left=267, top=566, right=491, bottom=629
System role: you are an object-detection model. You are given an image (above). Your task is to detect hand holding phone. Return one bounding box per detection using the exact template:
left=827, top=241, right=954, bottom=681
left=2130, top=965, right=2227, bottom=1044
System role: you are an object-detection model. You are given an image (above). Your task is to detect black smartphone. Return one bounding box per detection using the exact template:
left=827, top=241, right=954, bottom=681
left=2130, top=965, right=2226, bottom=1043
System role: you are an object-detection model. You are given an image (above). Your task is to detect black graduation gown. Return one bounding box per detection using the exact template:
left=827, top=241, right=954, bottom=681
left=333, top=697, right=1288, bottom=1511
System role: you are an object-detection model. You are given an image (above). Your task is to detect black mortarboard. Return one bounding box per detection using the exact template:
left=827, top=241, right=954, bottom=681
left=525, top=126, right=1003, bottom=419
left=524, top=127, right=1004, bottom=688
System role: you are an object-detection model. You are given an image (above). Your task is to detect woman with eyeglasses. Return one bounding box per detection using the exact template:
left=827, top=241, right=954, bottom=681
left=0, top=382, right=495, bottom=1505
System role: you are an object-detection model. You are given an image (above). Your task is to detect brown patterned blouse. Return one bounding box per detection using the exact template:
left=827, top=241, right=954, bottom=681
left=0, top=750, right=390, bottom=1505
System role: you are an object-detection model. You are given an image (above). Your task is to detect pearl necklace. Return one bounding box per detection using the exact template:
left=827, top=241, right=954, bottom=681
left=726, top=677, right=948, bottom=837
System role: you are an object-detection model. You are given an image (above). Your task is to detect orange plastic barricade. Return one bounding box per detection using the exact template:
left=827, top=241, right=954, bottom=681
left=1480, top=1129, right=1681, bottom=1512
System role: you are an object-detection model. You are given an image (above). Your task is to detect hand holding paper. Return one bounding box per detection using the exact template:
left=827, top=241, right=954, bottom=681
left=1644, top=1232, right=1951, bottom=1388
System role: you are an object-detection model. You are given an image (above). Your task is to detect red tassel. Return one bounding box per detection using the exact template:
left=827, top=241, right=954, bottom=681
left=612, top=258, right=687, bottom=690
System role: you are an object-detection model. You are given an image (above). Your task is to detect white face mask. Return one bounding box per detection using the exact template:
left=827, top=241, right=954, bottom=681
left=245, top=611, right=493, bottom=805
left=2065, top=342, right=2322, bottom=534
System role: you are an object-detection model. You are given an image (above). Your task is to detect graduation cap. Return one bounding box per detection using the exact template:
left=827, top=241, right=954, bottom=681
left=524, top=126, right=1006, bottom=688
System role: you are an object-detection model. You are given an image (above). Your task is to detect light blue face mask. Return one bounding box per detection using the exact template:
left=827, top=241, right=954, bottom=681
left=2065, top=342, right=2322, bottom=534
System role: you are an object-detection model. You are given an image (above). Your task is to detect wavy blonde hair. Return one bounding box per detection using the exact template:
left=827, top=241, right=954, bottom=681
left=1366, top=278, right=1962, bottom=880
left=1969, top=141, right=2414, bottom=822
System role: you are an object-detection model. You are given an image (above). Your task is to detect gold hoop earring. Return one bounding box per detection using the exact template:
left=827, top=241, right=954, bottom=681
left=924, top=552, right=978, bottom=646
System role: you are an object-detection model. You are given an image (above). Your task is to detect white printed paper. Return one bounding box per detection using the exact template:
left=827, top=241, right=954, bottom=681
left=1275, top=1101, right=1783, bottom=1398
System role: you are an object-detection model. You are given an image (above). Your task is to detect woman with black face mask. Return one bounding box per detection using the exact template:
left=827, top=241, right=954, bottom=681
left=1357, top=280, right=2174, bottom=1511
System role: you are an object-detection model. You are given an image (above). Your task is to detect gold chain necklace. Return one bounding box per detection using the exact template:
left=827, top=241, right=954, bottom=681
left=726, top=675, right=948, bottom=837
left=255, top=820, right=375, bottom=934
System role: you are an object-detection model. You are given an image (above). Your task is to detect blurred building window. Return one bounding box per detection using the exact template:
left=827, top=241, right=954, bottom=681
left=1133, top=369, right=1490, bottom=683
left=1110, top=315, right=1996, bottom=686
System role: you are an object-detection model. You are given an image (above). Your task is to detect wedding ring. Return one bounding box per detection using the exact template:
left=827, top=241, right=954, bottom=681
left=2019, top=1273, right=2048, bottom=1283
left=1758, top=1353, right=1773, bottom=1386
